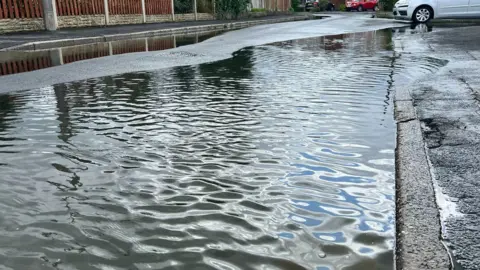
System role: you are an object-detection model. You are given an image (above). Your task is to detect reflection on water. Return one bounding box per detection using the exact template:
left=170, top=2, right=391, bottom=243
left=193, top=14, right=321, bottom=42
left=0, top=31, right=222, bottom=77
left=0, top=29, right=446, bottom=270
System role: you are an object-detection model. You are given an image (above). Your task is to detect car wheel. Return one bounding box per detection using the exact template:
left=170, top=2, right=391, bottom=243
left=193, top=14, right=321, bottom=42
left=413, top=6, right=432, bottom=23
left=357, top=5, right=363, bottom=12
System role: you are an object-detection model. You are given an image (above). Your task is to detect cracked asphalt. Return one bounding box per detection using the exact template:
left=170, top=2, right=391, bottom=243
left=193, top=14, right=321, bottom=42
left=394, top=26, right=480, bottom=270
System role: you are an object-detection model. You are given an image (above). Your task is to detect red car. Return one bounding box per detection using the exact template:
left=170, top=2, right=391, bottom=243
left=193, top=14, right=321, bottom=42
left=345, top=0, right=379, bottom=12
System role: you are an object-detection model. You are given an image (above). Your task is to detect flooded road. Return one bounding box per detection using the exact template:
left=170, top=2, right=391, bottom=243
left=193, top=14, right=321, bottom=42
left=0, top=28, right=445, bottom=270
left=0, top=31, right=222, bottom=77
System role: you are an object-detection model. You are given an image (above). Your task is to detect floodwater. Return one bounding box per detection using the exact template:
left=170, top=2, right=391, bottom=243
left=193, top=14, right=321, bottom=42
left=0, top=31, right=223, bottom=77
left=0, top=29, right=446, bottom=270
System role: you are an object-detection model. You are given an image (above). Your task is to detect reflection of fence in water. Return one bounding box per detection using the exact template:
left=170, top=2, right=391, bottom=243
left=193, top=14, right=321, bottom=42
left=0, top=31, right=222, bottom=76
left=0, top=56, right=52, bottom=76
left=148, top=38, right=175, bottom=51
left=112, top=39, right=147, bottom=54
left=62, top=43, right=110, bottom=64
left=0, top=36, right=177, bottom=76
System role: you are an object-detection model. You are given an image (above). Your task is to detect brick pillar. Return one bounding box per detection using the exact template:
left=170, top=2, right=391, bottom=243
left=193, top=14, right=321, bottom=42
left=41, top=0, right=58, bottom=31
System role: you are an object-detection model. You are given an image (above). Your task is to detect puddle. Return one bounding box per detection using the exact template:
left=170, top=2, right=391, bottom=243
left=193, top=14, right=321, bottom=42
left=0, top=29, right=448, bottom=270
left=0, top=31, right=223, bottom=77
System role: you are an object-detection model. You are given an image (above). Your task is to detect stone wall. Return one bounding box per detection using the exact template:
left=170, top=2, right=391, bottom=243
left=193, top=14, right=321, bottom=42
left=175, top=13, right=214, bottom=21
left=146, top=14, right=173, bottom=23
left=0, top=18, right=45, bottom=33
left=0, top=13, right=214, bottom=32
left=56, top=13, right=213, bottom=28
left=197, top=13, right=214, bottom=20
left=58, top=15, right=105, bottom=28
left=109, top=14, right=144, bottom=25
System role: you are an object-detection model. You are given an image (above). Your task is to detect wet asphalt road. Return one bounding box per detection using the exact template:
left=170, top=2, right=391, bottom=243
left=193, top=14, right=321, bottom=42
left=394, top=26, right=480, bottom=269
left=0, top=14, right=400, bottom=93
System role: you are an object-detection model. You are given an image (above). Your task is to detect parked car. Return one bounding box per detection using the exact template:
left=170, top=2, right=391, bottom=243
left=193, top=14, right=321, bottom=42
left=346, top=0, right=379, bottom=11
left=394, top=0, right=480, bottom=23
left=305, top=0, right=336, bottom=11
left=305, top=0, right=318, bottom=11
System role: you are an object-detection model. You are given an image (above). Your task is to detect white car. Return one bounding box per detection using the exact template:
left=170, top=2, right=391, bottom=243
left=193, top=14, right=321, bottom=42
left=393, top=0, right=480, bottom=23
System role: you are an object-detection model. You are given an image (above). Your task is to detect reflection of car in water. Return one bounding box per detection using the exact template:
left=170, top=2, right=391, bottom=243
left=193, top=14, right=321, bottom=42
left=394, top=0, right=480, bottom=23
left=345, top=0, right=379, bottom=11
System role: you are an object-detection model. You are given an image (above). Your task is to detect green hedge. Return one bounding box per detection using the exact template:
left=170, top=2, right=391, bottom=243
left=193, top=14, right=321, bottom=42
left=379, top=0, right=395, bottom=11
left=216, top=0, right=250, bottom=19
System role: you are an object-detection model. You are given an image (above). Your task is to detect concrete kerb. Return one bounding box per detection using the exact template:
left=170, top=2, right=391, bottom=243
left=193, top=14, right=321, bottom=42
left=394, top=84, right=451, bottom=270
left=1, top=16, right=311, bottom=52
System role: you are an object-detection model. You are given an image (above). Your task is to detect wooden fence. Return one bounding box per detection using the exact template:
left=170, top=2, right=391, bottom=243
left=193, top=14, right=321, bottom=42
left=278, top=0, right=289, bottom=11
left=145, top=0, right=171, bottom=15
left=56, top=0, right=174, bottom=16
left=0, top=0, right=43, bottom=19
left=55, top=0, right=104, bottom=15
left=108, top=0, right=141, bottom=15
left=259, top=0, right=290, bottom=12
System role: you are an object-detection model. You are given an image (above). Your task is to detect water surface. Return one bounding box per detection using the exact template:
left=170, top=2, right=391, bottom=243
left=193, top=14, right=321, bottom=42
left=0, top=29, right=445, bottom=270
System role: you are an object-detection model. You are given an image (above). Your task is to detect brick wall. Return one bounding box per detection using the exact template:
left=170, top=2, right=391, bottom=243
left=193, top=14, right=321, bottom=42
left=0, top=19, right=45, bottom=33
left=58, top=15, right=106, bottom=28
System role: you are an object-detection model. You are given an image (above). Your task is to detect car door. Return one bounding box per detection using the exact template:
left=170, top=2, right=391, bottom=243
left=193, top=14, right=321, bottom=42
left=364, top=0, right=375, bottom=9
left=468, top=0, right=480, bottom=16
left=437, top=0, right=470, bottom=17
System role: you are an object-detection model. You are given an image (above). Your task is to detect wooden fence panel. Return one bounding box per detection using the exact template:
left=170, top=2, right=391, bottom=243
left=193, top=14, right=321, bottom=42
left=107, top=0, right=141, bottom=14
left=56, top=0, right=105, bottom=15
left=0, top=0, right=42, bottom=18
left=145, top=0, right=171, bottom=14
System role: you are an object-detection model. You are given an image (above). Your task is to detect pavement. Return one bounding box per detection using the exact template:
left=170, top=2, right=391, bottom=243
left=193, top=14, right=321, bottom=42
left=394, top=26, right=480, bottom=269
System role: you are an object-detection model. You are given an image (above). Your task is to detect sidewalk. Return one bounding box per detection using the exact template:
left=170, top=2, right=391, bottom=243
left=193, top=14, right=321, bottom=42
left=395, top=26, right=480, bottom=270
left=0, top=14, right=310, bottom=51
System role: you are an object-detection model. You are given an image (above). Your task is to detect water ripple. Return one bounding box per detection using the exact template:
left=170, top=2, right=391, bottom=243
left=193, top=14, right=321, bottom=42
left=0, top=30, right=447, bottom=270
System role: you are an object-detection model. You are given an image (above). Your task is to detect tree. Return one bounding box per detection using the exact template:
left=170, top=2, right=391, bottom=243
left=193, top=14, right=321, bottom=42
left=215, top=0, right=250, bottom=19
